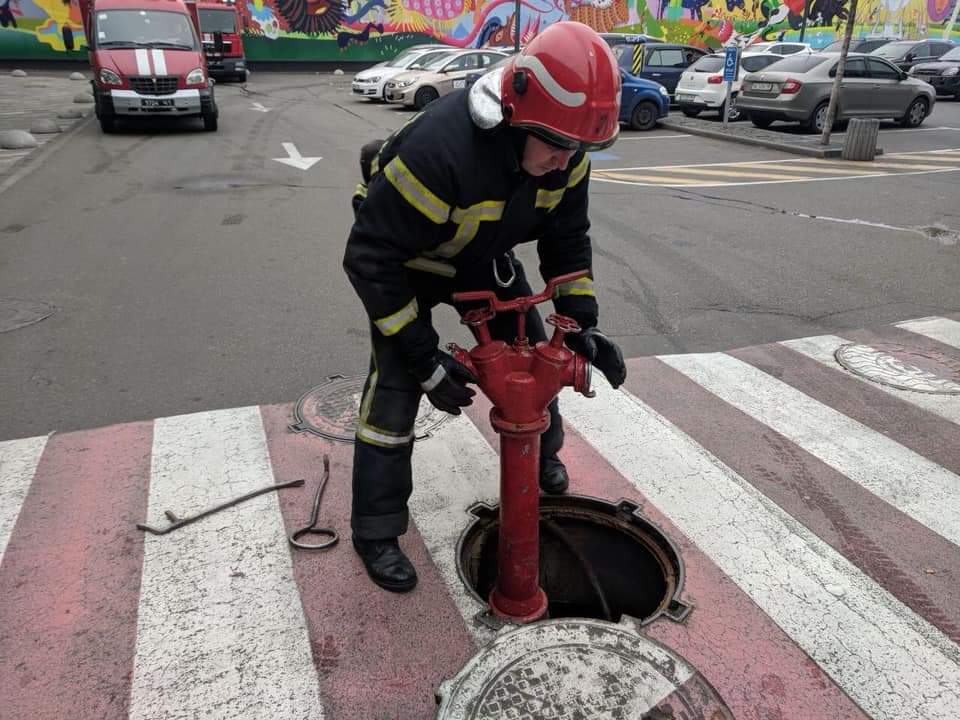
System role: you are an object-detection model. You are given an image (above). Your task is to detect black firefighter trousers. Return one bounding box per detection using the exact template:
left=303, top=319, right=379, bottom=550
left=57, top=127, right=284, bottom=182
left=351, top=259, right=564, bottom=540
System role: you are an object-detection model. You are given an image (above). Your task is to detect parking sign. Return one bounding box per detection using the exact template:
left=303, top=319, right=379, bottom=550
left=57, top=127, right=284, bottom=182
left=723, top=47, right=739, bottom=82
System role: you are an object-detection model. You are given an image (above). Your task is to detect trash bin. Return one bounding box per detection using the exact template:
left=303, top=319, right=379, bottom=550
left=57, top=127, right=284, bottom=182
left=842, top=118, right=880, bottom=161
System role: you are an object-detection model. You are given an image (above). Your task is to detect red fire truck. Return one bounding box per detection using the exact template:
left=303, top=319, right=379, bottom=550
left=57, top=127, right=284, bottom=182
left=197, top=0, right=247, bottom=83
left=79, top=0, right=219, bottom=133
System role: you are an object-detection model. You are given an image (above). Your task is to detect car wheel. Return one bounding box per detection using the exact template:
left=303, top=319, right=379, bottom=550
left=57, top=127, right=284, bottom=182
left=202, top=111, right=218, bottom=132
left=900, top=97, right=928, bottom=128
left=750, top=114, right=773, bottom=129
left=722, top=96, right=742, bottom=122
left=630, top=101, right=659, bottom=131
left=806, top=102, right=829, bottom=133
left=99, top=114, right=115, bottom=134
left=681, top=107, right=701, bottom=118
left=414, top=87, right=439, bottom=110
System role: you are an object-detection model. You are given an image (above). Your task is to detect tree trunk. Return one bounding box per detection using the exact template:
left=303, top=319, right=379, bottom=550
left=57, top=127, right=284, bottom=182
left=820, top=0, right=860, bottom=146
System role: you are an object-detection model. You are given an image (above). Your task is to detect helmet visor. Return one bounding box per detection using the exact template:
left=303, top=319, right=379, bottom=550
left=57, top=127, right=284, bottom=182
left=522, top=123, right=619, bottom=153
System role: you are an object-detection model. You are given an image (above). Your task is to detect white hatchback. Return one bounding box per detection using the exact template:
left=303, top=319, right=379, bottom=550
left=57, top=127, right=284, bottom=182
left=674, top=52, right=783, bottom=120
left=351, top=46, right=453, bottom=101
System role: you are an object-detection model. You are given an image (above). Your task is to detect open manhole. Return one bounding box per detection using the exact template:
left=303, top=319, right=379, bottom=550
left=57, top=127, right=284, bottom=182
left=457, top=495, right=689, bottom=629
left=835, top=343, right=960, bottom=395
left=290, top=374, right=449, bottom=442
left=436, top=618, right=733, bottom=719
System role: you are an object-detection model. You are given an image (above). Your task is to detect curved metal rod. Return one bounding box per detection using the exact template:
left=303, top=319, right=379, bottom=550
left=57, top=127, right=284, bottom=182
left=289, top=454, right=339, bottom=550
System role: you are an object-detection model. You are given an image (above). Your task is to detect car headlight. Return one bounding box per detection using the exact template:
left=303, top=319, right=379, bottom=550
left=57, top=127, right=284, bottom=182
left=658, top=84, right=669, bottom=96
left=395, top=80, right=414, bottom=88
left=366, top=76, right=381, bottom=83
left=99, top=68, right=122, bottom=86
left=186, top=68, right=205, bottom=85
left=943, top=66, right=959, bottom=76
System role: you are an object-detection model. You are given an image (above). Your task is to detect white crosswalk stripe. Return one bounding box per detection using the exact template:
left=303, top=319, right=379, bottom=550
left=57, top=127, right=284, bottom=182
left=560, top=379, right=960, bottom=720
left=897, top=316, right=960, bottom=349
left=660, top=351, right=960, bottom=547
left=130, top=407, right=324, bottom=720
left=0, top=435, right=47, bottom=564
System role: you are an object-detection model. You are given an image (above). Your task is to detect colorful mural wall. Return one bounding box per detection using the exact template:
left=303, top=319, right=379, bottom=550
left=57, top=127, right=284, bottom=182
left=0, top=0, right=957, bottom=61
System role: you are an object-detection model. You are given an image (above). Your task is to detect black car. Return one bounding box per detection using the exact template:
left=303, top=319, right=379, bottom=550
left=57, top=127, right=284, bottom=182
left=611, top=41, right=709, bottom=96
left=871, top=39, right=956, bottom=73
left=909, top=45, right=960, bottom=99
left=819, top=37, right=899, bottom=54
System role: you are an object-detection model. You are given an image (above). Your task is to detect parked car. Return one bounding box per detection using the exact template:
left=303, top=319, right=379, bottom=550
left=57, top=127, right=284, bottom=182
left=819, top=37, right=899, bottom=54
left=600, top=33, right=663, bottom=48
left=738, top=52, right=936, bottom=132
left=870, top=39, right=956, bottom=73
left=352, top=46, right=453, bottom=101
left=462, top=53, right=512, bottom=91
left=385, top=49, right=508, bottom=109
left=675, top=51, right=783, bottom=121
left=619, top=69, right=671, bottom=130
left=908, top=45, right=960, bottom=99
left=612, top=41, right=709, bottom=97
left=744, top=41, right=812, bottom=55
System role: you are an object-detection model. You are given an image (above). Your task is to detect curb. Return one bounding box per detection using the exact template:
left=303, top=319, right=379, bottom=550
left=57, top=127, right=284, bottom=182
left=0, top=113, right=91, bottom=199
left=659, top=119, right=884, bottom=159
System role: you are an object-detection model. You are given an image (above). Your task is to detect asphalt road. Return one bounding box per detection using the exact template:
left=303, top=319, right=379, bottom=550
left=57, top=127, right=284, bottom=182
left=0, top=73, right=958, bottom=441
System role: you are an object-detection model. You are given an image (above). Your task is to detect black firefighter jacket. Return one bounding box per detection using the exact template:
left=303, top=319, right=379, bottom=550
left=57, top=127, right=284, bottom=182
left=343, top=88, right=599, bottom=379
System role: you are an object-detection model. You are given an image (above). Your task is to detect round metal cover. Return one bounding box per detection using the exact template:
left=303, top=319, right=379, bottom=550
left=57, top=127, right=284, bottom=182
left=290, top=374, right=449, bottom=442
left=835, top=343, right=960, bottom=395
left=435, top=618, right=733, bottom=720
left=0, top=299, right=56, bottom=333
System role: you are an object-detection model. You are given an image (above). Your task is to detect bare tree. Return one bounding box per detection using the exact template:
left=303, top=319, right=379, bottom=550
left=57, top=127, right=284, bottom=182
left=820, top=0, right=860, bottom=145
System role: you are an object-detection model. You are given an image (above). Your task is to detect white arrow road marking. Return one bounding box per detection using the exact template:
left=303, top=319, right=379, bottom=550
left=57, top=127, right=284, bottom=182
left=273, top=142, right=321, bottom=171
left=250, top=102, right=271, bottom=112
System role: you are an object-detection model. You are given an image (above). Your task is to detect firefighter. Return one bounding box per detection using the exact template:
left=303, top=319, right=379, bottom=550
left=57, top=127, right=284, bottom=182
left=343, top=21, right=627, bottom=592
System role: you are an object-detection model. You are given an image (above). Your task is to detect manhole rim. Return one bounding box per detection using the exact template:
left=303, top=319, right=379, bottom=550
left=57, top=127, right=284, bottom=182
left=834, top=342, right=960, bottom=395
left=289, top=373, right=450, bottom=442
left=455, top=493, right=690, bottom=630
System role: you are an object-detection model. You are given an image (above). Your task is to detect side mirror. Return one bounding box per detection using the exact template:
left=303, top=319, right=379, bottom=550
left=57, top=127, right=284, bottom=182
left=905, top=53, right=915, bottom=61
left=900, top=71, right=909, bottom=81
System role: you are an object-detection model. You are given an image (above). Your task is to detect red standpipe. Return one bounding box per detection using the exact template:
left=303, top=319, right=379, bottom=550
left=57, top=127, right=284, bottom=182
left=450, top=271, right=594, bottom=623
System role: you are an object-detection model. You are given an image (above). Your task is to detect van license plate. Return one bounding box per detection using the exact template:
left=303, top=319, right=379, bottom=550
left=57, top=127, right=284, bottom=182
left=141, top=99, right=175, bottom=108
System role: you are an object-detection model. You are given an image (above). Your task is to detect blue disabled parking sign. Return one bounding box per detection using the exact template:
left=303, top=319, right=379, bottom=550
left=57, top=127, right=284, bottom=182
left=723, top=47, right=739, bottom=82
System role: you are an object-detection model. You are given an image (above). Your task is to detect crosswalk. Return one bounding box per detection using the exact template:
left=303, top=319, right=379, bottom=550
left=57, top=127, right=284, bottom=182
left=2, top=316, right=960, bottom=719
left=593, top=148, right=960, bottom=188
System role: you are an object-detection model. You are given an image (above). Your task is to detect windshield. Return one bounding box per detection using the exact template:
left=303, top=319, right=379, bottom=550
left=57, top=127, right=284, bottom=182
left=409, top=51, right=453, bottom=69
left=95, top=10, right=198, bottom=49
left=690, top=55, right=723, bottom=72
left=387, top=50, right=419, bottom=68
left=763, top=54, right=828, bottom=72
left=872, top=41, right=914, bottom=58
left=942, top=47, right=960, bottom=61
left=822, top=40, right=842, bottom=53
left=198, top=8, right=235, bottom=34
left=419, top=51, right=457, bottom=69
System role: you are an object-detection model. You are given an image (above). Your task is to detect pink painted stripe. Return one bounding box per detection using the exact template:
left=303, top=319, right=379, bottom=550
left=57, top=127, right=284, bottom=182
left=629, top=356, right=960, bottom=644
left=732, top=342, right=960, bottom=475
left=0, top=421, right=153, bottom=720
left=259, top=404, right=475, bottom=720
left=847, top=323, right=960, bottom=360
left=463, top=395, right=867, bottom=720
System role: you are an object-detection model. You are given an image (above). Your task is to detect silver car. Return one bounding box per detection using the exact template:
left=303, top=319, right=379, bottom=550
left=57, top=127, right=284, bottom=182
left=738, top=52, right=936, bottom=132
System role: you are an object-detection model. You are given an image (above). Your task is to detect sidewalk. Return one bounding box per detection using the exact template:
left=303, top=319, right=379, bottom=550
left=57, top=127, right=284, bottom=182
left=661, top=113, right=862, bottom=158
left=0, top=69, right=92, bottom=192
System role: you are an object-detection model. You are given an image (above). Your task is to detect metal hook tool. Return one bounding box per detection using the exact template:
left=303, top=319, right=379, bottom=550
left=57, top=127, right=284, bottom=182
left=137, top=478, right=305, bottom=536
left=289, top=454, right=339, bottom=550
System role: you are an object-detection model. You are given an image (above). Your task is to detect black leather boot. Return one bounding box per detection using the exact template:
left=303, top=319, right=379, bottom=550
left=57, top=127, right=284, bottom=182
left=352, top=537, right=418, bottom=593
left=539, top=454, right=569, bottom=495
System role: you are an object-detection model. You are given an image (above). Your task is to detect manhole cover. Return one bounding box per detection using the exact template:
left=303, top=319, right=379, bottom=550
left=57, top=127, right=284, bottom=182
left=290, top=374, right=449, bottom=442
left=435, top=618, right=733, bottom=720
left=835, top=343, right=960, bottom=395
left=0, top=298, right=56, bottom=333
left=458, top=495, right=689, bottom=629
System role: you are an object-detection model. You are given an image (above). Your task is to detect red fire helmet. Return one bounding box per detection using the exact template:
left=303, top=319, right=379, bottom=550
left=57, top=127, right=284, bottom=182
left=500, top=21, right=621, bottom=151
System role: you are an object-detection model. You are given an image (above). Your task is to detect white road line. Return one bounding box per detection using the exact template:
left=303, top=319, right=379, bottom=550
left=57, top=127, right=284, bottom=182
left=593, top=166, right=960, bottom=188
left=896, top=316, right=960, bottom=349
left=781, top=333, right=960, bottom=426
left=0, top=435, right=46, bottom=564
left=130, top=407, right=324, bottom=720
left=560, top=380, right=960, bottom=720
left=659, top=352, right=960, bottom=547
left=409, top=414, right=498, bottom=646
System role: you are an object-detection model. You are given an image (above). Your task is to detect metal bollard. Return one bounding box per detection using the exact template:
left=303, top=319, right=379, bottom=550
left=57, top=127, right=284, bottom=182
left=842, top=118, right=880, bottom=161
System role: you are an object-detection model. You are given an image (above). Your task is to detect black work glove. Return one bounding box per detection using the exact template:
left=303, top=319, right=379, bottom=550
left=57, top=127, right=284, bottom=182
left=417, top=351, right=478, bottom=416
left=565, top=328, right=626, bottom=389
